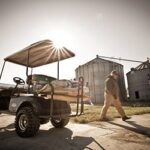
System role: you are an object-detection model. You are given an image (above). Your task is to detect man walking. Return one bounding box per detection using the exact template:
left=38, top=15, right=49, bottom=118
left=100, top=70, right=131, bottom=121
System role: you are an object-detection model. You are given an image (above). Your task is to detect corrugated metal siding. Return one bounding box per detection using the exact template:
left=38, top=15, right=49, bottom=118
left=127, top=68, right=150, bottom=101
left=76, top=58, right=127, bottom=103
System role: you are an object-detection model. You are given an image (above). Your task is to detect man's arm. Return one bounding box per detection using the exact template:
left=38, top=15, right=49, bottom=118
left=105, top=79, right=117, bottom=99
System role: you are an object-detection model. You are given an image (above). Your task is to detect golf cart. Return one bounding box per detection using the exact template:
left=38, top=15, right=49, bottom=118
left=0, top=40, right=86, bottom=137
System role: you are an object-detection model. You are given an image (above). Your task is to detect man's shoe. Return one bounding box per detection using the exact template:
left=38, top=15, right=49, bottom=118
left=122, top=116, right=131, bottom=121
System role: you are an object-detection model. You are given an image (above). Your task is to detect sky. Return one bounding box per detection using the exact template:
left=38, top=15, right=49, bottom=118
left=0, top=0, right=150, bottom=86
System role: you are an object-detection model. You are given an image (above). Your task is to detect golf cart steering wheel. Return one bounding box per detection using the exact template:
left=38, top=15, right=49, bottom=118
left=13, top=77, right=25, bottom=85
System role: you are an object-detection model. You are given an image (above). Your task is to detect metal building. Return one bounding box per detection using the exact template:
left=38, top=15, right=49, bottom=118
left=75, top=55, right=127, bottom=103
left=127, top=60, right=150, bottom=101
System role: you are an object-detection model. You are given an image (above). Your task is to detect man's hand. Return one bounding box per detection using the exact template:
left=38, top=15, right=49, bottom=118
left=113, top=95, right=117, bottom=99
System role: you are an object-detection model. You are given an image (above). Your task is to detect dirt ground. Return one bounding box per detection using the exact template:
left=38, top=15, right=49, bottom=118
left=0, top=113, right=150, bottom=150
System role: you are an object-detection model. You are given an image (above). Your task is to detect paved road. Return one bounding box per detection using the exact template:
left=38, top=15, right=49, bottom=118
left=0, top=113, right=150, bottom=150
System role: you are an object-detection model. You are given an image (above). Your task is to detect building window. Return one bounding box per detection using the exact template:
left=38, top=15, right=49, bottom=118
left=135, top=91, right=140, bottom=99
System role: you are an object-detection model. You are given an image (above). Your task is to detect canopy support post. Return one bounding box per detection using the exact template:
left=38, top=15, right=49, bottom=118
left=26, top=49, right=30, bottom=77
left=57, top=60, right=59, bottom=80
left=26, top=49, right=30, bottom=93
left=0, top=61, right=6, bottom=80
left=57, top=50, right=60, bottom=80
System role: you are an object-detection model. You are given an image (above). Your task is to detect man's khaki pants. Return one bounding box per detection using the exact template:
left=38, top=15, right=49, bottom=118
left=100, top=93, right=126, bottom=119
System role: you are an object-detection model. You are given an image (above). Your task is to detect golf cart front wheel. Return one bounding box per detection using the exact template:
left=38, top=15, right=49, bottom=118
left=15, top=107, right=40, bottom=137
left=51, top=117, right=69, bottom=128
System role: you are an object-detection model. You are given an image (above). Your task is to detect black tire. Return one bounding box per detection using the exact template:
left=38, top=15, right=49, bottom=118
left=51, top=117, right=70, bottom=128
left=40, top=118, right=49, bottom=124
left=15, top=107, right=40, bottom=137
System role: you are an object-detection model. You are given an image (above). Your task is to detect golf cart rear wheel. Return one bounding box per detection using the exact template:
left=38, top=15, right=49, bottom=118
left=51, top=117, right=69, bottom=128
left=15, top=107, right=40, bottom=137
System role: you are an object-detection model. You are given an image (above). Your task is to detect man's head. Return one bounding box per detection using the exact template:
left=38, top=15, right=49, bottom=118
left=110, top=70, right=119, bottom=80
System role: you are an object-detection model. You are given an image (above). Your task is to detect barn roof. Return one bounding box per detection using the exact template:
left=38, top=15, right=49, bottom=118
left=76, top=55, right=123, bottom=70
left=135, top=60, right=150, bottom=70
left=127, top=59, right=150, bottom=75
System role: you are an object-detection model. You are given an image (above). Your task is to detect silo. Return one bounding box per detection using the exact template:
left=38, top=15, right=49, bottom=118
left=75, top=56, right=126, bottom=104
left=127, top=60, right=150, bottom=101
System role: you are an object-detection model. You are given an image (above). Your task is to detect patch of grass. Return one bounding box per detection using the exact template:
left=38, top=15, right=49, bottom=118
left=71, top=104, right=150, bottom=124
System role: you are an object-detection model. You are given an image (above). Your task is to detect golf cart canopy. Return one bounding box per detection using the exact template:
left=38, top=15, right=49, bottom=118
left=4, top=39, right=75, bottom=68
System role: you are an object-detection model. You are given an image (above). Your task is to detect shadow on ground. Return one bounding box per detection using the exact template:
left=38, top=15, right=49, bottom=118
left=0, top=123, right=105, bottom=150
left=108, top=120, right=150, bottom=137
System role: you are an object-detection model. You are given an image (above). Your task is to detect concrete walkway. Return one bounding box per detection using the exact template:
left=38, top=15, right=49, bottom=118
left=0, top=113, right=150, bottom=150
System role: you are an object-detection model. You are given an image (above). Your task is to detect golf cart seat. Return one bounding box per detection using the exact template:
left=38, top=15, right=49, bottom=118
left=26, top=74, right=56, bottom=93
